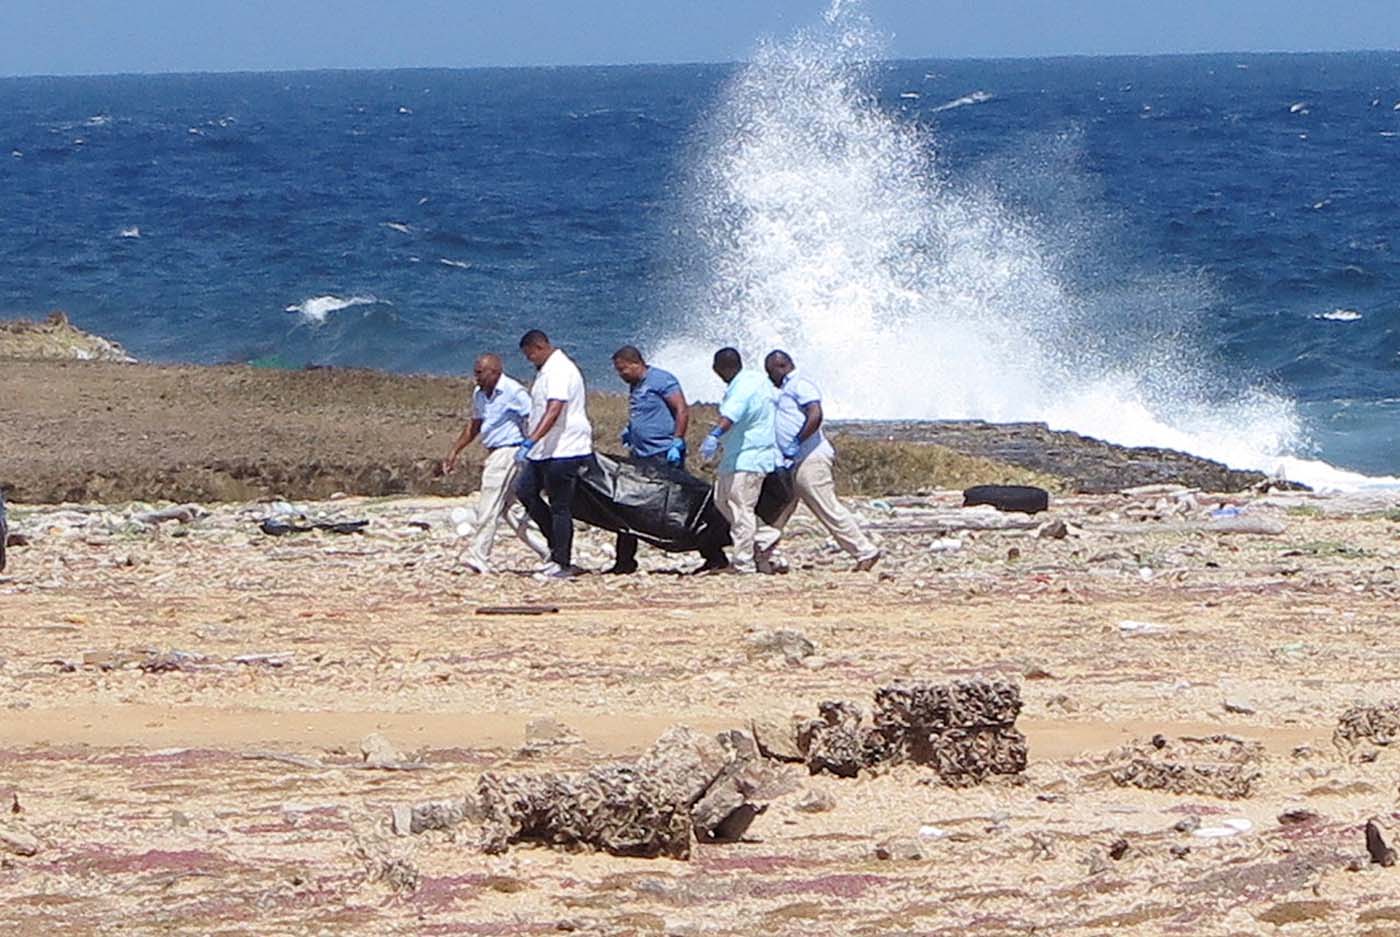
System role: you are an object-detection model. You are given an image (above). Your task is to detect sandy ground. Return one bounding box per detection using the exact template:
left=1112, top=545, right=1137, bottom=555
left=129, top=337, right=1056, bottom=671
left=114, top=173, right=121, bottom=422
left=3, top=486, right=1400, bottom=934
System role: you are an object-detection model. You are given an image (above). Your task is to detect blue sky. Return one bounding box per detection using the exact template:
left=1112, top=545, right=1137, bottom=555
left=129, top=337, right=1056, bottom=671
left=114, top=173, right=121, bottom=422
left=3, top=0, right=1398, bottom=76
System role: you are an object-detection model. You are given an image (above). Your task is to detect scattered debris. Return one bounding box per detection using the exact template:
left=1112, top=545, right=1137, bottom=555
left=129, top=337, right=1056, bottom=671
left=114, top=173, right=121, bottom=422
left=1223, top=698, right=1257, bottom=716
left=743, top=628, right=816, bottom=665
left=1194, top=817, right=1253, bottom=838
left=1334, top=701, right=1400, bottom=754
left=475, top=605, right=560, bottom=616
left=133, top=504, right=207, bottom=526
left=872, top=837, right=923, bottom=861
left=1367, top=819, right=1397, bottom=867
left=259, top=517, right=368, bottom=536
left=794, top=788, right=836, bottom=814
left=1105, top=734, right=1264, bottom=799
left=784, top=679, right=1027, bottom=785
left=1118, top=620, right=1168, bottom=636
left=0, top=824, right=39, bottom=857
left=475, top=726, right=773, bottom=859
left=361, top=733, right=407, bottom=769
left=1278, top=809, right=1320, bottom=826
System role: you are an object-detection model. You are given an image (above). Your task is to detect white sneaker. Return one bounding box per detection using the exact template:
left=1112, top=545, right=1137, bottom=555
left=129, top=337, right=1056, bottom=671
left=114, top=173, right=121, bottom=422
left=755, top=547, right=789, bottom=575
left=532, top=562, right=574, bottom=582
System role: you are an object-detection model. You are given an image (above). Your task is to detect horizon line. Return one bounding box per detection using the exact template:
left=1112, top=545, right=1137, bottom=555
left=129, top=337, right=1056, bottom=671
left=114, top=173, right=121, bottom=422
left=3, top=46, right=1397, bottom=81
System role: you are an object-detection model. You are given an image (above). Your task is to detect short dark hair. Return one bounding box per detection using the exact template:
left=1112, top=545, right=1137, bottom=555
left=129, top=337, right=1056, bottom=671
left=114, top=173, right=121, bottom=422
left=612, top=345, right=644, bottom=364
left=765, top=349, right=793, bottom=368
left=519, top=329, right=549, bottom=349
left=713, top=347, right=742, bottom=371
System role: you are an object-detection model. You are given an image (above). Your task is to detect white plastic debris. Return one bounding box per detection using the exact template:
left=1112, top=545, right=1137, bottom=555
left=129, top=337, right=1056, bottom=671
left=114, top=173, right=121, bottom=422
left=1118, top=620, right=1168, bottom=636
left=1193, top=817, right=1253, bottom=838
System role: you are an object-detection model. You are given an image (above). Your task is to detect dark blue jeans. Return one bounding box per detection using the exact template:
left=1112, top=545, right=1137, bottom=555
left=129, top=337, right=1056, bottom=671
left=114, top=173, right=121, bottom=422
left=516, top=455, right=591, bottom=568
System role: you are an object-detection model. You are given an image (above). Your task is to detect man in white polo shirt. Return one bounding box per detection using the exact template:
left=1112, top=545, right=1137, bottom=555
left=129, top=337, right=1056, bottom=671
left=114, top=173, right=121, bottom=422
left=764, top=349, right=882, bottom=572
left=515, top=329, right=594, bottom=581
left=441, top=352, right=551, bottom=574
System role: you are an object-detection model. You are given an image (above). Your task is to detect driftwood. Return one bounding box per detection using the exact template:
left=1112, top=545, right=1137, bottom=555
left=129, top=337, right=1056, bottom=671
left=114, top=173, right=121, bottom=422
left=475, top=605, right=560, bottom=616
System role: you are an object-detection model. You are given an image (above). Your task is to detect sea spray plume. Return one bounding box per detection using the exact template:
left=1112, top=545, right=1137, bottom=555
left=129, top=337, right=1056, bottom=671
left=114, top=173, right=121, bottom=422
left=657, top=0, right=1310, bottom=482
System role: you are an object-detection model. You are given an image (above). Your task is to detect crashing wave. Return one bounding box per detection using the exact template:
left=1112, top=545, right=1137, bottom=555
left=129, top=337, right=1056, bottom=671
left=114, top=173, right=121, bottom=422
left=1314, top=308, right=1362, bottom=322
left=651, top=0, right=1376, bottom=489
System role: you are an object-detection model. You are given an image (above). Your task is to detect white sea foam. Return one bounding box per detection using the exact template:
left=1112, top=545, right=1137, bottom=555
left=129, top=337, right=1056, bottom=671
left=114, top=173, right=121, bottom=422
left=85, top=115, right=111, bottom=127
left=656, top=0, right=1382, bottom=492
left=119, top=226, right=141, bottom=239
left=1289, top=102, right=1309, bottom=114
left=930, top=90, right=994, bottom=113
left=382, top=222, right=413, bottom=234
left=284, top=294, right=378, bottom=324
left=439, top=258, right=472, bottom=269
left=1314, top=308, right=1361, bottom=322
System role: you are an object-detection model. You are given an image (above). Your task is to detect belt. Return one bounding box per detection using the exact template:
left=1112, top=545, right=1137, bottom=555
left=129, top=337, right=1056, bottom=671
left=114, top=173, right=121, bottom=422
left=487, top=442, right=523, bottom=453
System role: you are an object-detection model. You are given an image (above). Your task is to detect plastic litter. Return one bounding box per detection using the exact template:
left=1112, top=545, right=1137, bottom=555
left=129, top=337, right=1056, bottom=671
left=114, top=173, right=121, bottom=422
left=1118, top=620, right=1168, bottom=636
left=1193, top=817, right=1253, bottom=838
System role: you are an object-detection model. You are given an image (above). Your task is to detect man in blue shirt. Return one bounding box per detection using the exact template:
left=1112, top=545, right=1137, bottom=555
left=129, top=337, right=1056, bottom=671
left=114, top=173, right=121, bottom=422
left=764, top=350, right=882, bottom=572
left=442, top=353, right=551, bottom=573
left=699, top=347, right=781, bottom=574
left=608, top=345, right=690, bottom=574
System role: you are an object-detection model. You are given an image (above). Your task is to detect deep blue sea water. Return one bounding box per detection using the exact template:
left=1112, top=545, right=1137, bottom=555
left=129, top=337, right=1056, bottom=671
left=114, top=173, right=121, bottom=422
left=4, top=37, right=1400, bottom=482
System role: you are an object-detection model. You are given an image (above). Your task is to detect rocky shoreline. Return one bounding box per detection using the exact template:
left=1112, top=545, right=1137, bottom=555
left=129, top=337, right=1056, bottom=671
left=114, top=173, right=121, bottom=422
left=1, top=317, right=1287, bottom=504
left=2, top=481, right=1400, bottom=933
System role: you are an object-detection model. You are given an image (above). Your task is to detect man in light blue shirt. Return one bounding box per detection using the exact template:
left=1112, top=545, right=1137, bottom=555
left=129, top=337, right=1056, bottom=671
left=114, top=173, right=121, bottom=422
left=442, top=352, right=550, bottom=573
left=765, top=350, right=881, bottom=571
left=698, top=347, right=781, bottom=574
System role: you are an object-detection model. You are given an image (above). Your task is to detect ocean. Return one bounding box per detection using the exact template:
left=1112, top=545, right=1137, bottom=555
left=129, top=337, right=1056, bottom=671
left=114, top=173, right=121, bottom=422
left=3, top=7, right=1400, bottom=487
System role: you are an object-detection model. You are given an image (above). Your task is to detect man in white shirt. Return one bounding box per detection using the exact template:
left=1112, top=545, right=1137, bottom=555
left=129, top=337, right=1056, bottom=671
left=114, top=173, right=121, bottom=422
left=764, top=350, right=882, bottom=572
left=515, top=329, right=594, bottom=581
left=442, top=352, right=551, bottom=574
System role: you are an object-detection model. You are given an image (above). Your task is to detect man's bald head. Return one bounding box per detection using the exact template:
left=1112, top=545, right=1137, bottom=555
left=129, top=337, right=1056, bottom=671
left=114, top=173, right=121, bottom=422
left=473, top=353, right=504, bottom=393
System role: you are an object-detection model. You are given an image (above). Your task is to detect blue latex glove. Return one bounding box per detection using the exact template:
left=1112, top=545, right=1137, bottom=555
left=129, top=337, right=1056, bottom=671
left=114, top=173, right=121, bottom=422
left=620, top=427, right=632, bottom=449
left=699, top=429, right=722, bottom=461
left=515, top=439, right=535, bottom=463
left=780, top=439, right=801, bottom=461
left=666, top=437, right=686, bottom=466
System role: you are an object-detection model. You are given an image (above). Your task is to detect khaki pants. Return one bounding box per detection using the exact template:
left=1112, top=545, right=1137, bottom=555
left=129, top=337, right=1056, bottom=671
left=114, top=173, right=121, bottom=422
left=715, top=471, right=781, bottom=573
left=469, top=447, right=550, bottom=567
left=774, top=450, right=876, bottom=558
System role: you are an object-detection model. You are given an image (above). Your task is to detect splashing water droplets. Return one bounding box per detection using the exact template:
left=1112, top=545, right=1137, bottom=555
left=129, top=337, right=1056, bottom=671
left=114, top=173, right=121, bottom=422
left=654, top=2, right=1365, bottom=487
